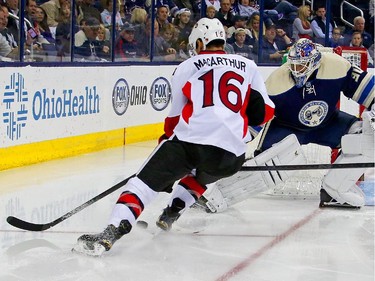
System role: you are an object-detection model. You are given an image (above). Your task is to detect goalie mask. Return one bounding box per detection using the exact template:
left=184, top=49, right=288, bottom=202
left=287, top=39, right=322, bottom=88
left=188, top=18, right=226, bottom=57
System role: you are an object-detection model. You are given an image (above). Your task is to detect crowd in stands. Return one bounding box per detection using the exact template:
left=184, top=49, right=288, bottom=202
left=0, top=0, right=373, bottom=66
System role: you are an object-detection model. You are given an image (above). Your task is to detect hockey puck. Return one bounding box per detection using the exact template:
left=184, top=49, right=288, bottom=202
left=136, top=220, right=148, bottom=229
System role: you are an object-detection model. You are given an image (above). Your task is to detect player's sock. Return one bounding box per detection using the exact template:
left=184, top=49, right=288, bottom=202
left=73, top=220, right=132, bottom=256
left=156, top=198, right=185, bottom=231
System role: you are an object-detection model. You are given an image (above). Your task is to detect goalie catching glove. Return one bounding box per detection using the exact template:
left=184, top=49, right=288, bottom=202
left=201, top=134, right=307, bottom=213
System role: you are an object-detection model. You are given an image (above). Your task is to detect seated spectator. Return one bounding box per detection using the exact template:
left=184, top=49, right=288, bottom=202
left=205, top=0, right=220, bottom=11
left=292, top=5, right=313, bottom=41
left=156, top=5, right=171, bottom=31
left=348, top=31, right=373, bottom=67
left=226, top=15, right=253, bottom=45
left=253, top=21, right=292, bottom=64
left=55, top=0, right=73, bottom=56
left=130, top=7, right=147, bottom=46
left=246, top=12, right=264, bottom=43
left=264, top=0, right=297, bottom=22
left=154, top=0, right=179, bottom=19
left=206, top=5, right=216, bottom=19
left=101, top=0, right=124, bottom=30
left=74, top=17, right=109, bottom=61
left=97, top=24, right=110, bottom=55
left=115, top=22, right=144, bottom=61
left=328, top=27, right=344, bottom=48
left=215, top=0, right=235, bottom=28
left=173, top=8, right=194, bottom=58
left=139, top=18, right=177, bottom=61
left=231, top=27, right=255, bottom=60
left=77, top=0, right=102, bottom=24
left=343, top=16, right=373, bottom=49
left=0, top=5, right=17, bottom=48
left=236, top=0, right=257, bottom=19
left=161, top=22, right=187, bottom=60
left=40, top=0, right=66, bottom=27
left=311, top=5, right=335, bottom=45
left=32, top=6, right=55, bottom=43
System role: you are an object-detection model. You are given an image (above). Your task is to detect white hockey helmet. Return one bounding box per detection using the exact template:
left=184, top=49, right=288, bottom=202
left=287, top=38, right=322, bottom=88
left=188, top=17, right=226, bottom=56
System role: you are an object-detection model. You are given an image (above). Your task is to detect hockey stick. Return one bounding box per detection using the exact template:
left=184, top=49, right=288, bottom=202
left=240, top=162, right=374, bottom=171
left=6, top=174, right=136, bottom=232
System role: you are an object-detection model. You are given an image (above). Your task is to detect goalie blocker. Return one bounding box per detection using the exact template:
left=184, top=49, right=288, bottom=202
left=202, top=134, right=306, bottom=213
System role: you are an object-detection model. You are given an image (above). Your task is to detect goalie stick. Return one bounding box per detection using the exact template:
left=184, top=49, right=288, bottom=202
left=6, top=162, right=374, bottom=232
left=6, top=174, right=136, bottom=232
left=240, top=162, right=374, bottom=171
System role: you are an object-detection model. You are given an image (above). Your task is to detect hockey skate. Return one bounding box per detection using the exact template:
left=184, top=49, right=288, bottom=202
left=72, top=220, right=132, bottom=256
left=319, top=189, right=360, bottom=209
left=156, top=198, right=185, bottom=231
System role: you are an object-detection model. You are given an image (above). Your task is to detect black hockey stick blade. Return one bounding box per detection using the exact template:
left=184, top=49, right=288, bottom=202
left=7, top=174, right=136, bottom=232
left=240, top=162, right=374, bottom=171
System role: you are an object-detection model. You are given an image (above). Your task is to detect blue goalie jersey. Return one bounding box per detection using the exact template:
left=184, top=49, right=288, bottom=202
left=261, top=52, right=374, bottom=150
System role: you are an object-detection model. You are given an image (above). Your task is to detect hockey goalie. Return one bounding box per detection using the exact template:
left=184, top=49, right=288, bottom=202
left=156, top=38, right=374, bottom=225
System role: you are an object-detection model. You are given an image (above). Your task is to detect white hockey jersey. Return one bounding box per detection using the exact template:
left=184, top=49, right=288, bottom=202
left=164, top=50, right=275, bottom=156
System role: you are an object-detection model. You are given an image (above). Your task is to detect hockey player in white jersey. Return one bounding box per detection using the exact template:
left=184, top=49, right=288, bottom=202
left=72, top=18, right=274, bottom=256
left=157, top=38, right=374, bottom=221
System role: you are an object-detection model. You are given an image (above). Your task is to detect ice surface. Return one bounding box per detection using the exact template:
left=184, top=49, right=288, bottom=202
left=0, top=141, right=374, bottom=281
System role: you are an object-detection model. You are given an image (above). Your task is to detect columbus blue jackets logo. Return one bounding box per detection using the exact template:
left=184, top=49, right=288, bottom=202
left=299, top=101, right=328, bottom=127
left=112, top=79, right=130, bottom=115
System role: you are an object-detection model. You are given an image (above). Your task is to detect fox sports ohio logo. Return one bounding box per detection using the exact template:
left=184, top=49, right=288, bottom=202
left=112, top=79, right=130, bottom=115
left=149, top=77, right=171, bottom=111
left=299, top=100, right=328, bottom=127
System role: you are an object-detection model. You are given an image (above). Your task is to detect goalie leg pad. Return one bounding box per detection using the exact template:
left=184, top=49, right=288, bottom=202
left=202, top=134, right=306, bottom=212
left=322, top=127, right=374, bottom=207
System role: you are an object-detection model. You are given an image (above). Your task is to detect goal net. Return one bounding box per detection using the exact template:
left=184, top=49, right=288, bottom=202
left=265, top=46, right=368, bottom=199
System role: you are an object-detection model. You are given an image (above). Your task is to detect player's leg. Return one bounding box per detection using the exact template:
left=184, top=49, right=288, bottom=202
left=156, top=144, right=245, bottom=230
left=320, top=111, right=374, bottom=207
left=73, top=139, right=193, bottom=255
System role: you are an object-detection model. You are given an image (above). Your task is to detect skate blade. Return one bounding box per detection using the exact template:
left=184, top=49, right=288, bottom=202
left=72, top=241, right=106, bottom=257
left=319, top=201, right=361, bottom=209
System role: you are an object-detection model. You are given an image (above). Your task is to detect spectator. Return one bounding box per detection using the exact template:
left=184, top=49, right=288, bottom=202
left=5, top=0, right=21, bottom=42
left=231, top=27, right=254, bottom=60
left=0, top=7, right=13, bottom=58
left=139, top=18, right=177, bottom=61
left=55, top=0, right=72, bottom=56
left=206, top=5, right=216, bottom=19
left=173, top=8, right=193, bottom=58
left=226, top=14, right=252, bottom=45
left=97, top=23, right=110, bottom=54
left=311, top=5, right=335, bottom=45
left=253, top=21, right=292, bottom=64
left=25, top=0, right=38, bottom=23
left=40, top=0, right=66, bottom=27
left=236, top=0, right=257, bottom=19
left=154, top=0, right=179, bottom=18
left=32, top=6, right=55, bottom=43
left=348, top=31, right=373, bottom=67
left=0, top=5, right=17, bottom=48
left=246, top=12, right=263, bottom=43
left=77, top=0, right=102, bottom=24
left=264, top=0, right=297, bottom=22
left=329, top=27, right=344, bottom=48
left=344, top=16, right=373, bottom=49
left=74, top=17, right=109, bottom=61
left=130, top=7, right=147, bottom=47
left=292, top=5, right=313, bottom=41
left=101, top=0, right=124, bottom=30
left=115, top=22, right=143, bottom=61
left=205, top=0, right=220, bottom=11
left=156, top=5, right=170, bottom=31
left=215, top=0, right=235, bottom=28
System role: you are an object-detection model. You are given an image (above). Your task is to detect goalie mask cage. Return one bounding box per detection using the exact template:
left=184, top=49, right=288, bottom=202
left=265, top=46, right=368, bottom=199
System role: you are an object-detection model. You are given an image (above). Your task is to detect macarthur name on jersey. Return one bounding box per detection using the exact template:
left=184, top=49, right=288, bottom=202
left=193, top=56, right=247, bottom=72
